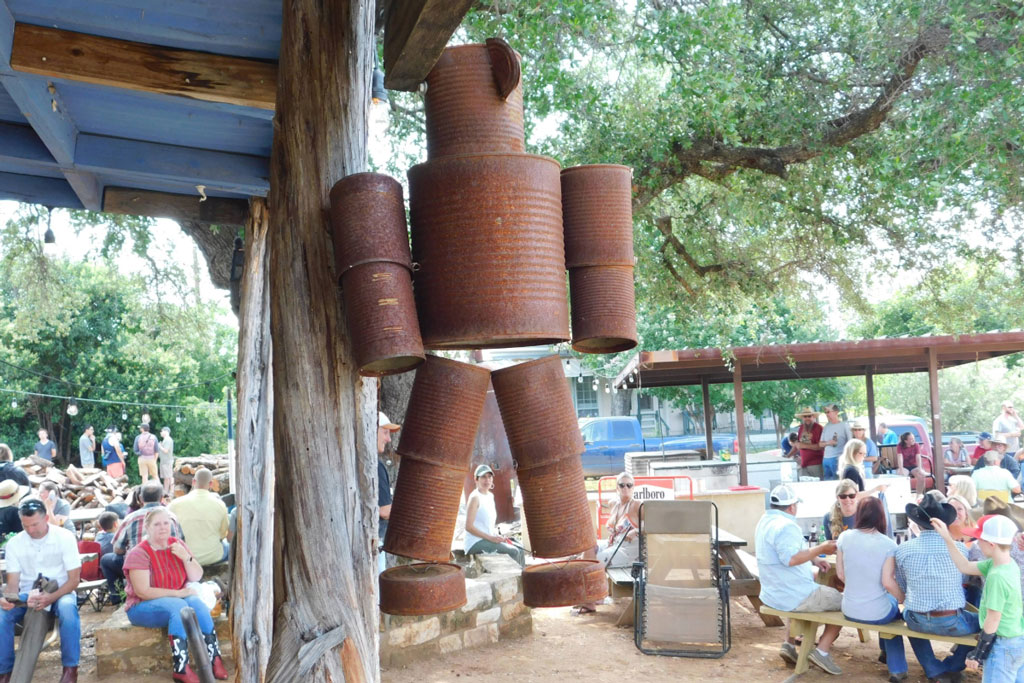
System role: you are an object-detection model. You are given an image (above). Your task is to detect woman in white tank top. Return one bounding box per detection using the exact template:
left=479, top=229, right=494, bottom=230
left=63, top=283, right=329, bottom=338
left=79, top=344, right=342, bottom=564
left=464, top=464, right=523, bottom=566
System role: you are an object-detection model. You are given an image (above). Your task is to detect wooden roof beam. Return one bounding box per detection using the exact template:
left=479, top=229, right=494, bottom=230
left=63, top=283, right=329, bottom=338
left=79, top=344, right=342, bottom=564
left=1, top=2, right=101, bottom=209
left=9, top=22, right=277, bottom=111
left=102, top=187, right=248, bottom=226
left=383, top=0, right=474, bottom=91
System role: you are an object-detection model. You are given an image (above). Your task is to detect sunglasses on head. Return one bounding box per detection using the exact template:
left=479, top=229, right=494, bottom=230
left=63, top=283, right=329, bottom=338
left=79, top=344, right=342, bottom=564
left=18, top=499, right=45, bottom=515
left=618, top=483, right=634, bottom=488
left=837, top=493, right=857, bottom=500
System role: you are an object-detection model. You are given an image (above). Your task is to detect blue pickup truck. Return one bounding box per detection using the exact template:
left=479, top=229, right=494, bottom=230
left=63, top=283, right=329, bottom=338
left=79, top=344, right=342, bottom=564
left=579, top=416, right=738, bottom=477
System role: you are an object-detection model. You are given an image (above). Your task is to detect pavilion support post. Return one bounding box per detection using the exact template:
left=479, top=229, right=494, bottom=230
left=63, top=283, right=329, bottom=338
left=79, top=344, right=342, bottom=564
left=866, top=370, right=877, bottom=442
left=264, top=0, right=379, bottom=681
left=232, top=197, right=274, bottom=683
left=733, top=362, right=748, bottom=486
left=928, top=347, right=943, bottom=485
left=701, top=376, right=714, bottom=460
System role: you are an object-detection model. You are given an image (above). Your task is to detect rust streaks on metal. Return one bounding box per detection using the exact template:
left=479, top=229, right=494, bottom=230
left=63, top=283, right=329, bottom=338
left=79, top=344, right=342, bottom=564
left=522, top=560, right=608, bottom=608
left=408, top=154, right=569, bottom=349
left=424, top=44, right=525, bottom=158
left=561, top=164, right=634, bottom=268
left=340, top=261, right=424, bottom=377
left=329, top=172, right=412, bottom=275
left=379, top=563, right=467, bottom=615
left=569, top=265, right=638, bottom=354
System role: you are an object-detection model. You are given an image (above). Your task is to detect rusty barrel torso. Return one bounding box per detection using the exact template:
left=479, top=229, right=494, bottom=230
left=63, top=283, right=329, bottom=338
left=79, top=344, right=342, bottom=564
left=379, top=563, right=467, bottom=615
left=522, top=560, right=608, bottom=608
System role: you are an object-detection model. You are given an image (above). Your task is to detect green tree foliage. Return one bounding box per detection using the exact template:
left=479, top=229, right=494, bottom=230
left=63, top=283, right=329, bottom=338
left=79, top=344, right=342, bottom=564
left=388, top=0, right=1023, bottom=318
left=0, top=208, right=235, bottom=471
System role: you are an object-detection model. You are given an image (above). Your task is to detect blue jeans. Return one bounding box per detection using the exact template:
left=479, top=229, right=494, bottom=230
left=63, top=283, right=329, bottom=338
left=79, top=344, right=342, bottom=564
left=985, top=634, right=1024, bottom=683
left=0, top=592, right=80, bottom=671
left=100, top=552, right=125, bottom=603
left=904, top=608, right=979, bottom=678
left=126, top=596, right=214, bottom=639
left=846, top=597, right=907, bottom=676
left=823, top=457, right=839, bottom=480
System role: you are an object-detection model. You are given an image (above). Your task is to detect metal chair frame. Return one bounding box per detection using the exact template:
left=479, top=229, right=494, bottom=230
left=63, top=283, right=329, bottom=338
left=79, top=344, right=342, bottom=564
left=632, top=500, right=731, bottom=658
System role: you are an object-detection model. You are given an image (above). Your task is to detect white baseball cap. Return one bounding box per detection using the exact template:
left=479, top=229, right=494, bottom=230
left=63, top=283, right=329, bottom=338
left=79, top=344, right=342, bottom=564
left=378, top=411, right=400, bottom=431
left=770, top=484, right=801, bottom=507
left=980, top=515, right=1018, bottom=545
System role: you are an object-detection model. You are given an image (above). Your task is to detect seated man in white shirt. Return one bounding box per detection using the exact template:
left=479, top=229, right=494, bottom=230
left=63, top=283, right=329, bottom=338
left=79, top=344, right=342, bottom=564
left=972, top=450, right=1022, bottom=501
left=0, top=497, right=82, bottom=683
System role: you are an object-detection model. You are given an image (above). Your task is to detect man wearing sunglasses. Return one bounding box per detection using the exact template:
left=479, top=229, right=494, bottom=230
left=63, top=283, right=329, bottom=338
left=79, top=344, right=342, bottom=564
left=0, top=498, right=82, bottom=683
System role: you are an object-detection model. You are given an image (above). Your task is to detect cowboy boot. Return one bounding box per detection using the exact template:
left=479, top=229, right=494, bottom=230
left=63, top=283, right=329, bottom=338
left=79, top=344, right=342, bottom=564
left=203, top=631, right=229, bottom=680
left=59, top=666, right=78, bottom=683
left=169, top=636, right=200, bottom=683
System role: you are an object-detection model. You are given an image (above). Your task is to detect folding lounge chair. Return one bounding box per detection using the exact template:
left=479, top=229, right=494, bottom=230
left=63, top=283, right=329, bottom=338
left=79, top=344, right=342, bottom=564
left=632, top=500, right=731, bottom=658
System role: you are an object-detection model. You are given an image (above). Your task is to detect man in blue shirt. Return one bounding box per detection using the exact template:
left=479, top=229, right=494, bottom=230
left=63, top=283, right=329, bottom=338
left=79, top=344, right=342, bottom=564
left=756, top=484, right=842, bottom=675
left=33, top=429, right=57, bottom=462
left=896, top=496, right=979, bottom=682
left=878, top=422, right=899, bottom=446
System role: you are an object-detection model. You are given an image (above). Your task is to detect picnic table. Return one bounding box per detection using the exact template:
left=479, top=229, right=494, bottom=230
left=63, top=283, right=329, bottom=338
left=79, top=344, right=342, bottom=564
left=68, top=508, right=105, bottom=538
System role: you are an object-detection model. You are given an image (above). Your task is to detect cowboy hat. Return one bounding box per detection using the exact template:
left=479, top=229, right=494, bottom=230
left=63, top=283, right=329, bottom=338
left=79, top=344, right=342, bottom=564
left=970, top=496, right=1024, bottom=530
left=905, top=495, right=957, bottom=531
left=794, top=407, right=819, bottom=419
left=0, top=479, right=29, bottom=509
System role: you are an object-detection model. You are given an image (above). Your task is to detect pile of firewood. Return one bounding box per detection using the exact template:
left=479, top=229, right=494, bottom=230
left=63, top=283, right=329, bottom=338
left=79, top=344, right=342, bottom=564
left=173, top=455, right=231, bottom=496
left=14, top=455, right=130, bottom=509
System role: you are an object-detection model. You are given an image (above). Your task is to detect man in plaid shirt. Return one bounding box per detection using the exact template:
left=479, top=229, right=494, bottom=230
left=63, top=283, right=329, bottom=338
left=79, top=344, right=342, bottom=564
left=99, top=481, right=183, bottom=606
left=895, top=496, right=979, bottom=682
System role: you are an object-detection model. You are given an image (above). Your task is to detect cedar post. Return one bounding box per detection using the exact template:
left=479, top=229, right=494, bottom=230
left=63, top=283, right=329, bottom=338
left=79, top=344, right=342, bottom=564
left=232, top=197, right=275, bottom=683
left=701, top=376, right=714, bottom=459
left=928, top=347, right=943, bottom=485
left=264, top=0, right=379, bottom=681
left=733, top=361, right=747, bottom=486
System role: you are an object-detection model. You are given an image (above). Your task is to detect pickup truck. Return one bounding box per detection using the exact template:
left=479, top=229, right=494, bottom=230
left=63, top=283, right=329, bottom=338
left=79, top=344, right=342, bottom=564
left=579, top=416, right=738, bottom=478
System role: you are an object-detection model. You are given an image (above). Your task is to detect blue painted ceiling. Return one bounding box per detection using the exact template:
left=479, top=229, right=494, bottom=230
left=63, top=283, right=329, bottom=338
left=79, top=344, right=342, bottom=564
left=0, top=0, right=281, bottom=210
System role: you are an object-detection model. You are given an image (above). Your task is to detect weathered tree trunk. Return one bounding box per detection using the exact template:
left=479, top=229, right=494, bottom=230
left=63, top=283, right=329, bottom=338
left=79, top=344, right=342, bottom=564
left=232, top=197, right=275, bottom=683
left=264, top=0, right=378, bottom=681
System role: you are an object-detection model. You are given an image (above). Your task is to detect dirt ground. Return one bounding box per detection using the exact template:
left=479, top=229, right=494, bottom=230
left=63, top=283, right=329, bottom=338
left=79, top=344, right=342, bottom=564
left=382, top=598, right=980, bottom=683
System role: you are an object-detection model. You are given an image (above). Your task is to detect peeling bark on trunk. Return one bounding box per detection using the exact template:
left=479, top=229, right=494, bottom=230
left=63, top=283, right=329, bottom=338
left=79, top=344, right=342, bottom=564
left=232, top=197, right=275, bottom=683
left=264, top=0, right=378, bottom=681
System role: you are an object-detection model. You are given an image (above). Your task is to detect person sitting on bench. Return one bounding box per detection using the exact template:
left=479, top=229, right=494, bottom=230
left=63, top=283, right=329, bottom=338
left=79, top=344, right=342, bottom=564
left=0, top=497, right=82, bottom=683
left=895, top=496, right=979, bottom=682
left=123, top=507, right=228, bottom=682
left=756, top=485, right=843, bottom=676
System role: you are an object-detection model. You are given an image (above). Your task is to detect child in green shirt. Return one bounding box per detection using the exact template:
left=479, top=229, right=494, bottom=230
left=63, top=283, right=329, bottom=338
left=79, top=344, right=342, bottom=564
left=932, top=514, right=1024, bottom=682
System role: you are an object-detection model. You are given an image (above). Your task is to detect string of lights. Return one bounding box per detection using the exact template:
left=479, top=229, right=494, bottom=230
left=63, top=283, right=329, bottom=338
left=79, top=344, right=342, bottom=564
left=0, top=386, right=223, bottom=424
left=0, top=358, right=232, bottom=395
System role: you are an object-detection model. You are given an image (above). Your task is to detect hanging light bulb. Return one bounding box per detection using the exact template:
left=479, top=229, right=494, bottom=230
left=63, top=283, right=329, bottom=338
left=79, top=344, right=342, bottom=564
left=10, top=398, right=17, bottom=409
left=66, top=399, right=79, bottom=417
left=121, top=408, right=128, bottom=421
left=612, top=385, right=618, bottom=394
left=577, top=375, right=583, bottom=383
left=604, top=385, right=610, bottom=394
left=175, top=412, right=183, bottom=423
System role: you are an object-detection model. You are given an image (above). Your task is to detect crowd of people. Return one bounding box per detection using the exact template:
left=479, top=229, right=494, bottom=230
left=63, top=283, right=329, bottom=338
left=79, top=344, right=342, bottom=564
left=0, top=430, right=230, bottom=683
left=758, top=475, right=1024, bottom=682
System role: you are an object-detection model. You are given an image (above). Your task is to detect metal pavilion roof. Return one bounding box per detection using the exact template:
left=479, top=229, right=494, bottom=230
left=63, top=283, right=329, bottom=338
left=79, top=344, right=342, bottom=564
left=0, top=1, right=281, bottom=212
left=614, top=330, right=1024, bottom=388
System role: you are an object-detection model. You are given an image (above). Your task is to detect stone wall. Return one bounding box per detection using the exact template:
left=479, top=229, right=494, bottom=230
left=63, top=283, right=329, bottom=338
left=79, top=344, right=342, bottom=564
left=94, top=608, right=232, bottom=675
left=380, top=554, right=532, bottom=668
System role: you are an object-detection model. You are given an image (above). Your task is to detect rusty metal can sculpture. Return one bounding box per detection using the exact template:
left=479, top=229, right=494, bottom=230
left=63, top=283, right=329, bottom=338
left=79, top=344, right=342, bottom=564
left=340, top=262, right=424, bottom=376
left=560, top=164, right=634, bottom=268
left=522, top=560, right=608, bottom=608
left=491, top=356, right=593, bottom=558
left=379, top=563, right=467, bottom=615
left=568, top=265, right=638, bottom=354
left=383, top=356, right=491, bottom=562
left=424, top=40, right=524, bottom=159
left=329, top=173, right=412, bottom=274
left=408, top=153, right=569, bottom=349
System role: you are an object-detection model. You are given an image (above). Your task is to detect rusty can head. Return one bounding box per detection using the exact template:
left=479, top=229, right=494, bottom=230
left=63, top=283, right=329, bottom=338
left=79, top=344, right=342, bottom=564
left=569, top=265, right=638, bottom=354
left=395, top=355, right=492, bottom=466
left=522, top=560, right=608, bottom=608
left=491, top=356, right=583, bottom=469
left=382, top=456, right=468, bottom=562
left=408, top=154, right=569, bottom=349
left=340, top=262, right=424, bottom=376
left=379, top=563, right=467, bottom=615
left=424, top=44, right=525, bottom=158
left=329, top=173, right=412, bottom=275
left=561, top=164, right=634, bottom=268
left=517, top=456, right=594, bottom=557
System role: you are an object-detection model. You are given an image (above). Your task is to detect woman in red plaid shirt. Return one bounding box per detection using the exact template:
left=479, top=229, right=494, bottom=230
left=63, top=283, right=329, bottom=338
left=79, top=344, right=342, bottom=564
left=123, top=507, right=228, bottom=682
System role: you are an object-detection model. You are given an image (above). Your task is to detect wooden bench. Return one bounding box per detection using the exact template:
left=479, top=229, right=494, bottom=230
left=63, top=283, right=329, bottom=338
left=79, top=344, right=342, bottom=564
left=606, top=567, right=635, bottom=627
left=759, top=606, right=978, bottom=675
